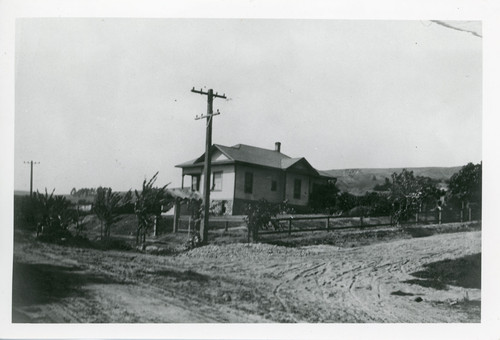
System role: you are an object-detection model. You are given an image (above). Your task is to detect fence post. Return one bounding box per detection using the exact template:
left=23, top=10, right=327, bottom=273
left=468, top=206, right=472, bottom=221
left=288, top=218, right=292, bottom=236
left=173, top=199, right=180, bottom=233
left=154, top=216, right=158, bottom=237
left=360, top=216, right=363, bottom=228
left=224, top=221, right=229, bottom=232
left=438, top=209, right=442, bottom=225
left=326, top=217, right=330, bottom=232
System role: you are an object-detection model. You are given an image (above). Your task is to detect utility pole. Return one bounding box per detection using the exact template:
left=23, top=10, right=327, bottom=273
left=191, top=87, right=226, bottom=244
left=24, top=160, right=40, bottom=198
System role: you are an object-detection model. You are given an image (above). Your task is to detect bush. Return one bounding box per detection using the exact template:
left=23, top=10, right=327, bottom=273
left=21, top=189, right=76, bottom=239
left=244, top=199, right=294, bottom=242
left=309, top=182, right=339, bottom=213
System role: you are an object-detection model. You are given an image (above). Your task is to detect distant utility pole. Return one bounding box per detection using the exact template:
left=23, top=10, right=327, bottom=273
left=23, top=160, right=40, bottom=198
left=191, top=87, right=226, bottom=244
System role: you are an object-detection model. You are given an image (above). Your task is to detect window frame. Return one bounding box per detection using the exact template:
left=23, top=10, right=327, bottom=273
left=191, top=175, right=200, bottom=191
left=293, top=178, right=302, bottom=199
left=244, top=172, right=253, bottom=194
left=271, top=179, right=277, bottom=192
left=212, top=171, right=223, bottom=191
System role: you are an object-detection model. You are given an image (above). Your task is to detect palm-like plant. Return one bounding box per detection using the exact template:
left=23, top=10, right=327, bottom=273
left=94, top=187, right=130, bottom=239
left=32, top=189, right=73, bottom=237
left=134, top=172, right=169, bottom=249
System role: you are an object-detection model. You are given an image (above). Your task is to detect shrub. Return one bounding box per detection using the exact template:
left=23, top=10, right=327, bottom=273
left=26, top=189, right=76, bottom=240
left=244, top=199, right=294, bottom=242
left=309, top=182, right=339, bottom=213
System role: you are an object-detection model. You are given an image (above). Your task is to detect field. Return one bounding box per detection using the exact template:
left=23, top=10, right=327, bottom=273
left=12, top=220, right=481, bottom=323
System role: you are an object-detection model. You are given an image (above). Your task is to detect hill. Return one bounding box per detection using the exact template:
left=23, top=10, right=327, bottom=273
left=323, top=166, right=462, bottom=196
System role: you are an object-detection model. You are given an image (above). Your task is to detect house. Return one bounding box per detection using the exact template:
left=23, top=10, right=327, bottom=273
left=175, top=142, right=336, bottom=215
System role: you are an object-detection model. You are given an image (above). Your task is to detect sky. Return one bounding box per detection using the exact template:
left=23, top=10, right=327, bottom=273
left=14, top=19, right=482, bottom=194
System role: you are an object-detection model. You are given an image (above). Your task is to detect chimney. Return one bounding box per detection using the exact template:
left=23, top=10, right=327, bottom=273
left=275, top=142, right=281, bottom=152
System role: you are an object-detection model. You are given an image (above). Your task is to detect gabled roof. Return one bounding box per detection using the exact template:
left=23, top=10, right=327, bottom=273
left=281, top=157, right=320, bottom=176
left=216, top=144, right=292, bottom=168
left=175, top=143, right=335, bottom=178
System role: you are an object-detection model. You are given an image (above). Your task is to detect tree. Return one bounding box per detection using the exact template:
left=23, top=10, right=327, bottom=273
left=389, top=169, right=441, bottom=225
left=373, top=177, right=391, bottom=192
left=448, top=162, right=482, bottom=207
left=134, top=172, right=169, bottom=249
left=93, top=187, right=130, bottom=239
left=309, top=182, right=339, bottom=213
left=337, top=192, right=358, bottom=214
left=358, top=192, right=392, bottom=216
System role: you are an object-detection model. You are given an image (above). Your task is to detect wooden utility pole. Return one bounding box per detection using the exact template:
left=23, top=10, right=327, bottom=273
left=191, top=87, right=226, bottom=244
left=24, top=160, right=40, bottom=198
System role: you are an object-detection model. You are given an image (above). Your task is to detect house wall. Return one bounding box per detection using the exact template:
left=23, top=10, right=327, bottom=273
left=180, top=164, right=235, bottom=215
left=284, top=172, right=311, bottom=206
left=180, top=161, right=333, bottom=215
left=234, top=164, right=285, bottom=203
left=199, top=164, right=235, bottom=201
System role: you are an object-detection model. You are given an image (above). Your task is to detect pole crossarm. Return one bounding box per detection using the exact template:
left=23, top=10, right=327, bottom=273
left=191, top=87, right=226, bottom=99
left=195, top=110, right=221, bottom=120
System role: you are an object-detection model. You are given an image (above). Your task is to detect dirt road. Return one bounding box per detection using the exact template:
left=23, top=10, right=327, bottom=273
left=12, top=230, right=481, bottom=323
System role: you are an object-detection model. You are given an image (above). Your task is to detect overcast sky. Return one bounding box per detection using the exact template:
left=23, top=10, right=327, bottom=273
left=14, top=19, right=482, bottom=194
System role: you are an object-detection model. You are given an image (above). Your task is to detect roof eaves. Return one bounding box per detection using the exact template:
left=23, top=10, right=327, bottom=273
left=175, top=158, right=199, bottom=168
left=177, top=160, right=236, bottom=169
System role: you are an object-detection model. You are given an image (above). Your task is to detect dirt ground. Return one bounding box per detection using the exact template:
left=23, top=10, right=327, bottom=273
left=12, top=228, right=481, bottom=323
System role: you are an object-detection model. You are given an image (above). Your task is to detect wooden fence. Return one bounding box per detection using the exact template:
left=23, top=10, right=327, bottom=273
left=175, top=215, right=247, bottom=234
left=170, top=206, right=480, bottom=237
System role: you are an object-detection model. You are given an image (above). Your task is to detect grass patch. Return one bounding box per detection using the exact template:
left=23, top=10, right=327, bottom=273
left=153, top=269, right=210, bottom=282
left=12, top=262, right=123, bottom=311
left=405, top=227, right=435, bottom=238
left=391, top=290, right=415, bottom=296
left=405, top=253, right=481, bottom=290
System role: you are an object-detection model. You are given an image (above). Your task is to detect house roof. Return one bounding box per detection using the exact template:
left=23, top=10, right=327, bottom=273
left=216, top=144, right=292, bottom=168
left=176, top=143, right=335, bottom=178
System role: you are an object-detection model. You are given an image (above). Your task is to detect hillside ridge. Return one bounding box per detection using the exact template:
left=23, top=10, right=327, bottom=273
left=323, top=166, right=462, bottom=196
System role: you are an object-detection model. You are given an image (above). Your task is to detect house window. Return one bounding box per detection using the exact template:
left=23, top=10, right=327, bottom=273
left=271, top=180, right=277, bottom=191
left=212, top=172, right=222, bottom=191
left=244, top=172, right=253, bottom=194
left=294, top=179, right=301, bottom=199
left=191, top=175, right=200, bottom=191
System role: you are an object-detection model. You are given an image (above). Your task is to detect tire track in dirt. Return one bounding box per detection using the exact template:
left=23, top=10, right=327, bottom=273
left=13, top=231, right=481, bottom=323
left=272, top=262, right=326, bottom=322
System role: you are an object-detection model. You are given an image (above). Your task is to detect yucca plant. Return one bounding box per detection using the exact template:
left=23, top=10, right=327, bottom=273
left=93, top=187, right=130, bottom=239
left=32, top=189, right=73, bottom=238
left=134, top=172, right=169, bottom=249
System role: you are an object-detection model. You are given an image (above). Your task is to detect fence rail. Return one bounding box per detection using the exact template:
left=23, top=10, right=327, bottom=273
left=170, top=208, right=480, bottom=236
